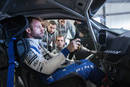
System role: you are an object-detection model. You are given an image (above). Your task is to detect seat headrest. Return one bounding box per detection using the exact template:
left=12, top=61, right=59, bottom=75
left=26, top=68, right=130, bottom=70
left=0, top=15, right=29, bottom=39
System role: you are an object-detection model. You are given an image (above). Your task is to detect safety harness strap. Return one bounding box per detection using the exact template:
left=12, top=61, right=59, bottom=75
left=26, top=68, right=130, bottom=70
left=7, top=38, right=16, bottom=87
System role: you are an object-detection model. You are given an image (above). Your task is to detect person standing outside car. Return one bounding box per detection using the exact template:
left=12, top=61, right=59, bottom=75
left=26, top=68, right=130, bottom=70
left=51, top=35, right=78, bottom=61
left=42, top=20, right=58, bottom=51
left=57, top=19, right=76, bottom=45
left=22, top=17, right=106, bottom=86
left=51, top=35, right=66, bottom=54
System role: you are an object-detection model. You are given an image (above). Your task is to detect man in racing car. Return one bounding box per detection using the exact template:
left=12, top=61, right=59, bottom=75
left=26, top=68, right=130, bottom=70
left=23, top=16, right=106, bottom=86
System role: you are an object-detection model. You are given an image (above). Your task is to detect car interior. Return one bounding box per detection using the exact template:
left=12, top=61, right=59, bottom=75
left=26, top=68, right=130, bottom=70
left=1, top=0, right=130, bottom=87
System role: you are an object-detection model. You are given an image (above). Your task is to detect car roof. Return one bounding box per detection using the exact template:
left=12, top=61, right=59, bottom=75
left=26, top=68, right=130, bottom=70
left=0, top=0, right=105, bottom=21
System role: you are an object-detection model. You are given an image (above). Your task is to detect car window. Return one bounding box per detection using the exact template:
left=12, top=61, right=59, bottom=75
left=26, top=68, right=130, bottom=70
left=92, top=0, right=130, bottom=30
left=42, top=19, right=95, bottom=51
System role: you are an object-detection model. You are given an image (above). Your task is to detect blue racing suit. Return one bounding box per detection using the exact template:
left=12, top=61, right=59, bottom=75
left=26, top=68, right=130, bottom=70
left=23, top=38, right=105, bottom=86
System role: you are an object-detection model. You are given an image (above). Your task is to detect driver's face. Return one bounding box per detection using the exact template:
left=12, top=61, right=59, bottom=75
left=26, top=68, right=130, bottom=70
left=30, top=19, right=44, bottom=39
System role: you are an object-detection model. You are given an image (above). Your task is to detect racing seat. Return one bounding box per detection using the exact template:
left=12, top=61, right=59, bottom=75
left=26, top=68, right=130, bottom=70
left=0, top=15, right=87, bottom=87
left=0, top=15, right=30, bottom=87
left=0, top=43, right=8, bottom=87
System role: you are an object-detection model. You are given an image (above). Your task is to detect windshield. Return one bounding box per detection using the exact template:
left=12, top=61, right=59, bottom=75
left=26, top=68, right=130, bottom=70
left=92, top=0, right=130, bottom=30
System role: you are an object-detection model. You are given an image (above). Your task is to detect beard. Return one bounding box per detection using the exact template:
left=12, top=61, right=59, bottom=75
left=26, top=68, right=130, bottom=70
left=32, top=33, right=44, bottom=39
left=33, top=36, right=43, bottom=39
